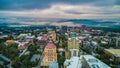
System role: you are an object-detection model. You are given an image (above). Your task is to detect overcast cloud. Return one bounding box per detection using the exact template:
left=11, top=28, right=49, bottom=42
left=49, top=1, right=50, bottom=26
left=0, top=0, right=120, bottom=21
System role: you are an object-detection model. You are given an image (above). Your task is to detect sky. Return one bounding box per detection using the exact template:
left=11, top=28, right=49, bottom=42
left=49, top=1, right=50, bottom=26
left=0, top=0, right=120, bottom=26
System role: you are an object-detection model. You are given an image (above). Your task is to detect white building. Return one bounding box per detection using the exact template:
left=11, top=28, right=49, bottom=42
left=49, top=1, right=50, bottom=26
left=82, top=55, right=111, bottom=68
left=64, top=57, right=82, bottom=68
left=64, top=55, right=111, bottom=68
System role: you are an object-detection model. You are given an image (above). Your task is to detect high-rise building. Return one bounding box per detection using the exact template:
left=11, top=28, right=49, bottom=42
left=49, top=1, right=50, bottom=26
left=67, top=32, right=81, bottom=57
left=41, top=41, right=57, bottom=66
left=61, top=26, right=67, bottom=34
left=116, top=38, right=120, bottom=48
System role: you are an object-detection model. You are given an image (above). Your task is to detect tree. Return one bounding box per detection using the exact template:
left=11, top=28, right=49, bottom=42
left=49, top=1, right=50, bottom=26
left=58, top=56, right=65, bottom=64
left=84, top=47, right=91, bottom=54
left=58, top=55, right=65, bottom=68
left=96, top=48, right=104, bottom=54
left=62, top=41, right=67, bottom=48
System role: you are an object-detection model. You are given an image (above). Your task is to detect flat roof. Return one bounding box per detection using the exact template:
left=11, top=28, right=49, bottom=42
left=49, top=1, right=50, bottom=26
left=83, top=55, right=111, bottom=68
left=105, top=49, right=120, bottom=57
left=30, top=54, right=40, bottom=62
left=0, top=54, right=11, bottom=62
left=64, top=57, right=82, bottom=68
left=49, top=62, right=58, bottom=68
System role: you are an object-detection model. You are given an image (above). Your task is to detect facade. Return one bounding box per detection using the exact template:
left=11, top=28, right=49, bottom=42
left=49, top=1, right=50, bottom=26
left=116, top=38, right=120, bottom=48
left=104, top=49, right=120, bottom=64
left=41, top=41, right=57, bottom=66
left=51, top=31, right=56, bottom=42
left=61, top=26, right=67, bottom=35
left=48, top=31, right=56, bottom=42
left=67, top=32, right=81, bottom=57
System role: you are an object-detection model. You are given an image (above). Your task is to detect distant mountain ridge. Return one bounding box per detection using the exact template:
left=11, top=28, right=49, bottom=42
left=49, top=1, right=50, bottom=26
left=0, top=23, right=21, bottom=26
left=58, top=19, right=120, bottom=28
left=0, top=17, right=120, bottom=28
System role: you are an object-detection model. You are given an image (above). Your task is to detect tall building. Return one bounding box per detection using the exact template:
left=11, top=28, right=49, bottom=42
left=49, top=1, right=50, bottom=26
left=51, top=31, right=56, bottom=42
left=48, top=31, right=56, bottom=42
left=61, top=26, right=67, bottom=35
left=81, top=25, right=86, bottom=29
left=116, top=38, right=120, bottom=48
left=41, top=41, right=57, bottom=66
left=67, top=32, right=81, bottom=57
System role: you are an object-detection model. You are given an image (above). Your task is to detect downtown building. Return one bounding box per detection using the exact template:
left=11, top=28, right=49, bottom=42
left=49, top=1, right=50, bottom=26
left=41, top=41, right=57, bottom=67
left=64, top=55, right=111, bottom=68
left=61, top=26, right=67, bottom=35
left=65, top=32, right=82, bottom=59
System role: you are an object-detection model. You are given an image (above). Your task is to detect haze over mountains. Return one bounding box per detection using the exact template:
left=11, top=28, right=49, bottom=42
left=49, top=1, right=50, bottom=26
left=0, top=17, right=120, bottom=28
left=0, top=0, right=120, bottom=30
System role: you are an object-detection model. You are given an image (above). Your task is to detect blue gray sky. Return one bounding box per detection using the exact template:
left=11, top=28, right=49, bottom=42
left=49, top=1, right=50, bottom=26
left=0, top=0, right=120, bottom=20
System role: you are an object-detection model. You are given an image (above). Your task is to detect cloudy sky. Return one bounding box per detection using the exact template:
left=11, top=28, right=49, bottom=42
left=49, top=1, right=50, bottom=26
left=0, top=0, right=120, bottom=26
left=0, top=0, right=120, bottom=19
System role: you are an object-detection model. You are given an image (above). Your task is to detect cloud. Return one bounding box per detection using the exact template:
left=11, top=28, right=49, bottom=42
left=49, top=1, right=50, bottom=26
left=20, top=21, right=81, bottom=26
left=50, top=22, right=81, bottom=26
left=0, top=4, right=120, bottom=19
left=0, top=0, right=120, bottom=10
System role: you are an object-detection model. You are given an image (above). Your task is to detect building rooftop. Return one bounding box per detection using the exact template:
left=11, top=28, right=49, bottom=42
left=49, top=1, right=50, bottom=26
left=0, top=35, right=8, bottom=39
left=17, top=34, right=28, bottom=38
left=18, top=42, right=26, bottom=46
left=105, top=49, right=120, bottom=57
left=64, top=57, right=82, bottom=68
left=49, top=62, right=58, bottom=68
left=45, top=41, right=56, bottom=49
left=83, top=55, right=111, bottom=68
left=6, top=40, right=15, bottom=42
left=6, top=40, right=15, bottom=45
left=0, top=54, right=11, bottom=62
left=30, top=54, right=40, bottom=62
